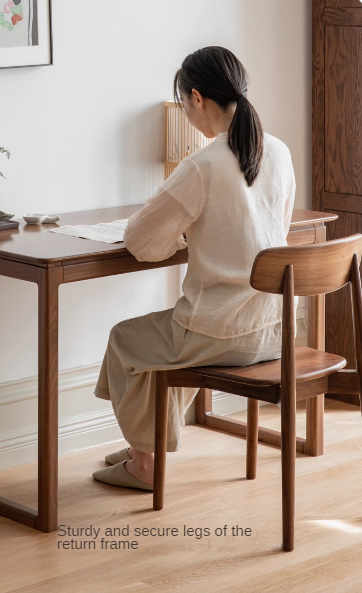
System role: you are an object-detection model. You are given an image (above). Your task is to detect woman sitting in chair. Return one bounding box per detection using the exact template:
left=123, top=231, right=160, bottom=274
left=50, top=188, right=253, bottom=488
left=93, top=45, right=296, bottom=490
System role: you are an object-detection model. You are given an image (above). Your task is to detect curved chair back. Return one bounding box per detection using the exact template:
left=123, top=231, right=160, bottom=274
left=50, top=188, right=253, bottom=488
left=250, top=235, right=362, bottom=296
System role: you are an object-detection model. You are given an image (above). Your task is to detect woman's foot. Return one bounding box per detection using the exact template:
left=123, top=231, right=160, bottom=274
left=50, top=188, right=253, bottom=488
left=124, top=450, right=154, bottom=485
left=105, top=445, right=135, bottom=465
left=92, top=460, right=153, bottom=490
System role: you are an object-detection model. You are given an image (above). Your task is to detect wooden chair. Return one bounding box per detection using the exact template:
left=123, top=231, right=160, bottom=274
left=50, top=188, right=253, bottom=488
left=152, top=235, right=362, bottom=552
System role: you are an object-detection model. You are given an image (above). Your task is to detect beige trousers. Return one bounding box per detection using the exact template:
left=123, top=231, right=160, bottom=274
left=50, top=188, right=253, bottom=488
left=95, top=308, right=283, bottom=453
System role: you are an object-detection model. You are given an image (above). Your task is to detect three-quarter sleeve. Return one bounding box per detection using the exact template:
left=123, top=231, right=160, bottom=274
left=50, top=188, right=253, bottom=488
left=124, top=158, right=205, bottom=262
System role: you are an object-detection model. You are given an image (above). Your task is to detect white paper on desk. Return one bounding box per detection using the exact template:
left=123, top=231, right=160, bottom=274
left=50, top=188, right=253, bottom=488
left=49, top=219, right=128, bottom=244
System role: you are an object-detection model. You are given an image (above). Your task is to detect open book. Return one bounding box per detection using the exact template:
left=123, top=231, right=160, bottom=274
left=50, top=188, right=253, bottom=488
left=49, top=219, right=128, bottom=244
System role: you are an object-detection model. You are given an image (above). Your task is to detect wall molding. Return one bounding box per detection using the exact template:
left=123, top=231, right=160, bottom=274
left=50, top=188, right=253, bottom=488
left=0, top=362, right=101, bottom=407
left=0, top=409, right=119, bottom=453
left=0, top=363, right=123, bottom=468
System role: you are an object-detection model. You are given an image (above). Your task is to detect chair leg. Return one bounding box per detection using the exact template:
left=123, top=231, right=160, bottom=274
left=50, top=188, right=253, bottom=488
left=246, top=398, right=259, bottom=479
left=281, top=390, right=296, bottom=551
left=153, top=371, right=169, bottom=511
left=350, top=253, right=362, bottom=419
left=281, top=264, right=296, bottom=552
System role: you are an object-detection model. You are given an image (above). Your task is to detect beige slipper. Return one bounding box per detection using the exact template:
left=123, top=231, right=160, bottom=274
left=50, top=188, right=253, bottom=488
left=105, top=447, right=132, bottom=466
left=92, top=460, right=153, bottom=491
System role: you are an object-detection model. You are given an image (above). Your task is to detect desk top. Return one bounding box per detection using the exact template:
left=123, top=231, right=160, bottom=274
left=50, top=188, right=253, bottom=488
left=0, top=206, right=337, bottom=267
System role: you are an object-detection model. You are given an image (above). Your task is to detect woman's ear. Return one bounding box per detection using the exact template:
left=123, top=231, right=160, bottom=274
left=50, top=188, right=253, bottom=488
left=191, top=88, right=205, bottom=109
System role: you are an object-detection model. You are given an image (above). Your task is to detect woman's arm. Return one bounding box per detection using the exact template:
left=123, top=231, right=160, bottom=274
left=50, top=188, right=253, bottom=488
left=124, top=158, right=205, bottom=262
left=124, top=191, right=189, bottom=262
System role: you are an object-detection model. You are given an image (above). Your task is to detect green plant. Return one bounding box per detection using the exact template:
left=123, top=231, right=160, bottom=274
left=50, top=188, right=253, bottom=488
left=0, top=147, right=10, bottom=179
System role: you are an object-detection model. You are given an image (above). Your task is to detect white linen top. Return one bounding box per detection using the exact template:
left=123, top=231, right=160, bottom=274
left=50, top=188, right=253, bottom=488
left=124, top=131, right=296, bottom=339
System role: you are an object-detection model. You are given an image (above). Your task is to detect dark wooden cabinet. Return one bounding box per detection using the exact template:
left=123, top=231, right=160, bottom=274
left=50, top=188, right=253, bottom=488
left=325, top=1, right=362, bottom=8
left=313, top=0, right=362, bottom=405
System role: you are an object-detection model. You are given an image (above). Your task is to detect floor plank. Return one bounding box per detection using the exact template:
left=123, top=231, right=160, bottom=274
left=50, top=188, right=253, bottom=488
left=0, top=400, right=361, bottom=592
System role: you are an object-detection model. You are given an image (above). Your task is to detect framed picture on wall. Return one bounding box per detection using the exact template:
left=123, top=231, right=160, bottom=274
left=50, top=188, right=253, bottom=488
left=0, top=0, right=52, bottom=68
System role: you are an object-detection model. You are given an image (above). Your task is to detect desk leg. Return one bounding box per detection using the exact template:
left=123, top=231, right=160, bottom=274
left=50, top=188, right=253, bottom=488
left=37, top=267, right=62, bottom=532
left=195, top=389, right=212, bottom=425
left=305, top=226, right=326, bottom=457
left=305, top=293, right=325, bottom=456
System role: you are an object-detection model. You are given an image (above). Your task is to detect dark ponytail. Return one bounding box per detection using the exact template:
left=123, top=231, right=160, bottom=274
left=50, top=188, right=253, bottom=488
left=174, top=46, right=264, bottom=187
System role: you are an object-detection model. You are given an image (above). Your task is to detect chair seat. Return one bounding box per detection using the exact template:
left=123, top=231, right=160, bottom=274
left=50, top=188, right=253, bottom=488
left=186, top=346, right=346, bottom=387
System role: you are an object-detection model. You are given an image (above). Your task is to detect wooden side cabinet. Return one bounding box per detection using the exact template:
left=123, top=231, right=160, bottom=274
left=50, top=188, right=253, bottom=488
left=313, top=0, right=362, bottom=405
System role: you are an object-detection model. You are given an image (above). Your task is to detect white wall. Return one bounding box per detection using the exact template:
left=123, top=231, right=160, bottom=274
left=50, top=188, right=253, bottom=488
left=240, top=0, right=312, bottom=212
left=0, top=0, right=312, bottom=468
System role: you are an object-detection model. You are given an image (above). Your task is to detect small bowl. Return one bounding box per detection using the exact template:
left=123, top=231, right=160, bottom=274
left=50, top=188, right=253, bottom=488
left=43, top=214, right=60, bottom=224
left=23, top=213, right=47, bottom=224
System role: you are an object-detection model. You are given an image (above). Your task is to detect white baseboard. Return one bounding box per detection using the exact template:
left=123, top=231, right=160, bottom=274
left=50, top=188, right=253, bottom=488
left=0, top=315, right=307, bottom=469
left=0, top=363, right=124, bottom=469
left=0, top=409, right=123, bottom=470
left=0, top=362, right=101, bottom=407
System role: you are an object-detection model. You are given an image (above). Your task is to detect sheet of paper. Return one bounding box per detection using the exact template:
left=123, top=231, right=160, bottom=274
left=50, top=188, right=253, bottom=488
left=49, top=219, right=128, bottom=244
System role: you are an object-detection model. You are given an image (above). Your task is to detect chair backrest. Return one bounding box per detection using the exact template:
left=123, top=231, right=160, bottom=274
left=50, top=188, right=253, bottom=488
left=250, top=235, right=362, bottom=296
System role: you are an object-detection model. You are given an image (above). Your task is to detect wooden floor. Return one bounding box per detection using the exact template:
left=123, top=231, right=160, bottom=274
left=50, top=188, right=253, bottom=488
left=1, top=399, right=362, bottom=593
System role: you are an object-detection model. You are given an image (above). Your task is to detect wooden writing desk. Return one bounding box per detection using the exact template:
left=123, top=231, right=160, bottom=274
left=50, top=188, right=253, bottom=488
left=0, top=206, right=337, bottom=532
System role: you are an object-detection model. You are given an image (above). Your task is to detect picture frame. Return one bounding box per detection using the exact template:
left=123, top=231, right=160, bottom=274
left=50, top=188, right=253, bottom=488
left=0, top=0, right=52, bottom=69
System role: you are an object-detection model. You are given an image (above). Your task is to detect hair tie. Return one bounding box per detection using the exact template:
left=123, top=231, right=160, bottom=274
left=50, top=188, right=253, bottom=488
left=235, top=88, right=248, bottom=101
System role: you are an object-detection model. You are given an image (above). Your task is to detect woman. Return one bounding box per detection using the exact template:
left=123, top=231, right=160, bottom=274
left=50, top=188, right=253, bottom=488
left=93, top=46, right=296, bottom=490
